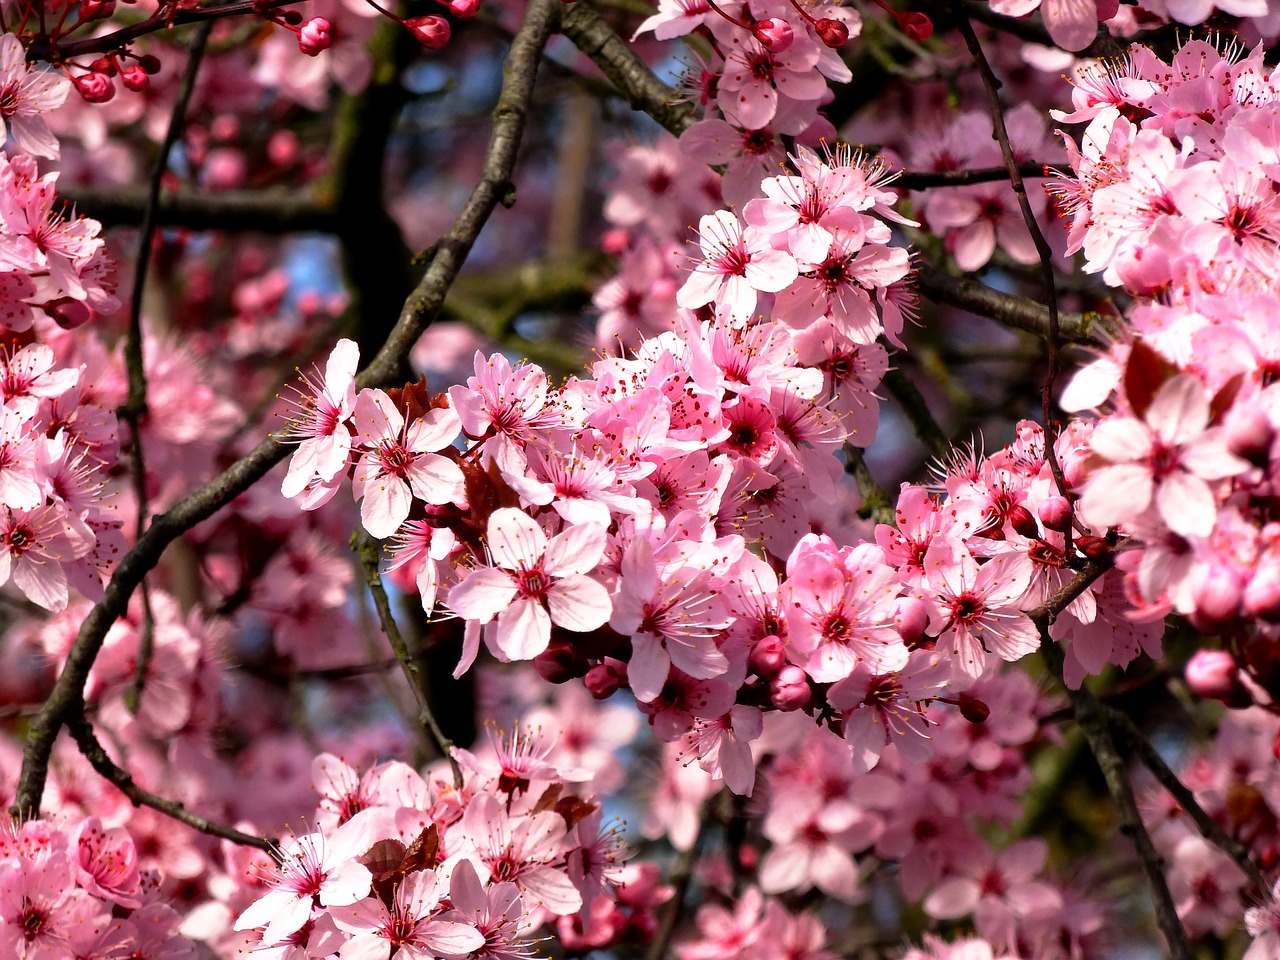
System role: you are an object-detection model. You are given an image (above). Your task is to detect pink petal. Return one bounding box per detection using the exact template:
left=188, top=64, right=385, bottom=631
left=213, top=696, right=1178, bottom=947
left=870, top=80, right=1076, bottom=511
left=495, top=597, right=551, bottom=660
left=487, top=508, right=548, bottom=570
left=449, top=568, right=517, bottom=623
left=547, top=575, right=612, bottom=632
left=628, top=634, right=671, bottom=703
left=544, top=522, right=607, bottom=577
left=1156, top=472, right=1216, bottom=538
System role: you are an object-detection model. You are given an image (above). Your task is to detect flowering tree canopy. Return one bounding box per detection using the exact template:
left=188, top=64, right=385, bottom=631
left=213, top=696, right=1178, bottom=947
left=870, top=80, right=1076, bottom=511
left=4, top=0, right=1280, bottom=958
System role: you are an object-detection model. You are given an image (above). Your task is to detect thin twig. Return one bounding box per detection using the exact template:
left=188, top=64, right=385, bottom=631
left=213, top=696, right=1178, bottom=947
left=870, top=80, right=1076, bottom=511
left=62, top=186, right=334, bottom=232
left=883, top=366, right=949, bottom=462
left=11, top=0, right=560, bottom=818
left=843, top=443, right=895, bottom=527
left=67, top=714, right=279, bottom=857
left=121, top=22, right=211, bottom=717
left=915, top=263, right=1098, bottom=345
left=355, top=534, right=462, bottom=787
left=895, top=161, right=1070, bottom=190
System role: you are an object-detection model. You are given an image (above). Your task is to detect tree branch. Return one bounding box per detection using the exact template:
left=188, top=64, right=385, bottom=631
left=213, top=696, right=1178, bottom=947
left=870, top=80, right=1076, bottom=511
left=63, top=186, right=334, bottom=232
left=895, top=161, right=1070, bottom=190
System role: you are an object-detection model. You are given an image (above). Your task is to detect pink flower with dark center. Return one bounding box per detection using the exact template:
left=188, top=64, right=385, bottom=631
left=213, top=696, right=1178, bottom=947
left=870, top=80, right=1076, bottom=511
left=446, top=860, right=531, bottom=960
left=677, top=210, right=798, bottom=324
left=280, top=338, right=358, bottom=499
left=72, top=816, right=140, bottom=908
left=448, top=352, right=559, bottom=443
left=329, top=870, right=484, bottom=960
left=448, top=508, right=611, bottom=661
left=0, top=34, right=70, bottom=159
left=0, top=503, right=93, bottom=612
left=827, top=651, right=951, bottom=772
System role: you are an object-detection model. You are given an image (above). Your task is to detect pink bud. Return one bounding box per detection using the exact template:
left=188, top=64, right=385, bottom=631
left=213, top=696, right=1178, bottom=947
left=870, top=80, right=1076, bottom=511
left=298, top=17, right=331, bottom=56
left=137, top=54, right=161, bottom=75
left=533, top=643, right=584, bottom=684
left=770, top=665, right=810, bottom=711
left=749, top=634, right=786, bottom=676
left=44, top=298, right=90, bottom=329
left=814, top=17, right=848, bottom=47
left=1038, top=496, right=1072, bottom=533
left=752, top=17, right=793, bottom=53
left=1225, top=402, right=1274, bottom=466
left=439, top=0, right=478, bottom=18
left=600, top=228, right=631, bottom=257
left=1007, top=504, right=1039, bottom=540
left=267, top=129, right=299, bottom=166
left=74, top=73, right=116, bottom=104
left=584, top=661, right=623, bottom=699
left=893, top=596, right=929, bottom=647
left=1245, top=563, right=1280, bottom=623
left=120, top=65, right=149, bottom=92
left=405, top=14, right=451, bottom=49
left=897, top=11, right=933, bottom=41
left=79, top=0, right=115, bottom=19
left=1191, top=564, right=1243, bottom=625
left=88, top=57, right=117, bottom=77
left=1185, top=650, right=1247, bottom=704
left=1062, top=452, right=1089, bottom=491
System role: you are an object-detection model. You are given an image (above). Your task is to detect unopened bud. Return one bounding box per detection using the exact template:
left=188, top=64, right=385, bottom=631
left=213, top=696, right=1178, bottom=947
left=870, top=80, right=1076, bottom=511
left=583, top=662, right=622, bottom=699
left=137, top=54, right=162, bottom=75
left=897, top=11, right=933, bottom=41
left=74, top=73, right=115, bottom=104
left=79, top=0, right=115, bottom=19
left=88, top=56, right=117, bottom=77
left=1225, top=402, right=1274, bottom=467
left=1191, top=564, right=1243, bottom=625
left=1007, top=504, right=1039, bottom=540
left=957, top=693, right=989, bottom=724
left=267, top=129, right=299, bottom=166
left=44, top=298, right=90, bottom=329
left=1185, top=650, right=1249, bottom=706
left=814, top=17, right=848, bottom=47
left=749, top=634, right=786, bottom=676
left=753, top=17, right=793, bottom=53
left=1038, top=496, right=1072, bottom=533
left=533, top=642, right=584, bottom=684
left=769, top=666, right=810, bottom=711
left=120, top=65, right=149, bottom=92
left=893, top=596, right=929, bottom=647
left=405, top=14, right=451, bottom=49
left=282, top=10, right=302, bottom=24
left=1075, top=534, right=1109, bottom=558
left=297, top=17, right=331, bottom=56
left=439, top=0, right=478, bottom=18
left=1244, top=563, right=1280, bottom=623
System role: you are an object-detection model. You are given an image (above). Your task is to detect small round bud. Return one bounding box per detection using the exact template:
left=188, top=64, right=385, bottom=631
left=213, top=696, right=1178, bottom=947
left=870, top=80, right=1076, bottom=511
left=897, top=11, right=933, bottom=41
left=893, top=596, right=929, bottom=647
left=584, top=662, right=622, bottom=699
left=44, top=298, right=90, bottom=329
left=79, top=0, right=116, bottom=20
left=440, top=0, right=478, bottom=18
left=267, top=129, right=299, bottom=166
left=1075, top=534, right=1109, bottom=558
left=814, top=17, right=848, bottom=47
left=405, top=14, right=451, bottom=49
left=1224, top=402, right=1274, bottom=467
left=120, top=65, right=149, bottom=92
left=749, top=634, right=786, bottom=676
left=769, top=665, right=810, bottom=711
left=88, top=56, right=117, bottom=77
left=1185, top=650, right=1248, bottom=706
left=282, top=10, right=303, bottom=24
left=1038, top=496, right=1072, bottom=533
left=957, top=693, right=990, bottom=724
left=752, top=17, right=793, bottom=53
left=533, top=642, right=585, bottom=684
left=74, top=72, right=116, bottom=104
left=1190, top=564, right=1243, bottom=625
left=1245, top=563, right=1280, bottom=623
left=297, top=17, right=332, bottom=56
left=137, top=54, right=162, bottom=75
left=1007, top=504, right=1039, bottom=540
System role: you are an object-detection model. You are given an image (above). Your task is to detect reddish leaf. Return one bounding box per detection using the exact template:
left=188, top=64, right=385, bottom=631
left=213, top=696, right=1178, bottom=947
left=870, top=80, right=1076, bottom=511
left=1210, top=373, right=1245, bottom=426
left=1123, top=340, right=1176, bottom=420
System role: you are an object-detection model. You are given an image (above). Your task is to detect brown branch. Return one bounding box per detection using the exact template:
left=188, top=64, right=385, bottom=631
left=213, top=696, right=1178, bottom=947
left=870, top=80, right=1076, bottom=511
left=355, top=534, right=462, bottom=787
left=11, top=0, right=560, bottom=818
left=63, top=186, right=335, bottom=232
left=843, top=443, right=894, bottom=527
left=67, top=714, right=278, bottom=856
left=895, top=161, right=1070, bottom=190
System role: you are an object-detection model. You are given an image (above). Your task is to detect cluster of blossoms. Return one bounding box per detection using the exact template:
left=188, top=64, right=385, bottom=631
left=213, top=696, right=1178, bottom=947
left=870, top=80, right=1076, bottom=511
left=228, top=729, right=651, bottom=959
left=0, top=816, right=197, bottom=959
left=1055, top=40, right=1280, bottom=705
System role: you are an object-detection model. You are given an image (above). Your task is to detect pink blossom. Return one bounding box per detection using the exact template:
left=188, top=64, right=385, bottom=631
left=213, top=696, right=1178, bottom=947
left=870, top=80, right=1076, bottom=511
left=0, top=34, right=71, bottom=159
left=329, top=870, right=484, bottom=960
left=280, top=338, right=358, bottom=499
left=677, top=210, right=798, bottom=325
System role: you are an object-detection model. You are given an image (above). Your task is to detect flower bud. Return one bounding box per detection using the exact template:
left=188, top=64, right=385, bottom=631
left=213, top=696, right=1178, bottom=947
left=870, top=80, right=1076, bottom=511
left=1038, top=496, right=1072, bottom=533
left=1225, top=402, right=1274, bottom=467
left=79, top=0, right=115, bottom=19
left=267, top=129, right=299, bottom=166
left=44, top=298, right=90, bottom=329
left=74, top=73, right=115, bottom=104
left=1185, top=650, right=1249, bottom=706
left=893, top=596, right=929, bottom=647
left=405, top=15, right=451, bottom=49
left=137, top=54, right=162, bottom=75
left=749, top=634, right=786, bottom=676
left=958, top=693, right=989, bottom=724
left=753, top=17, right=793, bottom=53
left=1244, top=563, right=1280, bottom=623
left=1007, top=504, right=1039, bottom=540
left=897, top=11, right=933, bottom=41
left=1075, top=534, right=1109, bottom=558
left=814, top=17, right=848, bottom=47
left=120, top=65, right=149, bottom=92
left=584, top=662, right=622, bottom=699
left=282, top=10, right=303, bottom=24
left=533, top=642, right=585, bottom=684
left=1191, top=563, right=1243, bottom=625
left=600, top=228, right=631, bottom=256
left=439, top=0, right=478, bottom=18
left=298, top=17, right=332, bottom=56
left=89, top=57, right=117, bottom=77
left=769, top=666, right=810, bottom=711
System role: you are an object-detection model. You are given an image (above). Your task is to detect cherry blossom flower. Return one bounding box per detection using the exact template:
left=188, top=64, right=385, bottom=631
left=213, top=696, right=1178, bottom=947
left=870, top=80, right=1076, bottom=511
left=0, top=34, right=71, bottom=159
left=280, top=338, right=358, bottom=499
left=329, top=870, right=484, bottom=960
left=677, top=210, right=798, bottom=325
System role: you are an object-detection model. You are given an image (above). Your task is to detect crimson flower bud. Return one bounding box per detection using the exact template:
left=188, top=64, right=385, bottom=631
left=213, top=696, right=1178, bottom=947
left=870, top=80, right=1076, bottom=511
left=1007, top=504, right=1039, bottom=540
left=749, top=634, right=786, bottom=676
left=1224, top=402, right=1274, bottom=466
left=753, top=17, right=793, bottom=53
left=74, top=73, right=115, bottom=104
left=1038, top=496, right=1072, bottom=533
left=137, top=54, right=162, bottom=75
left=897, top=11, right=932, bottom=41
left=440, top=0, right=478, bottom=18
left=44, top=298, right=90, bottom=329
left=893, top=596, right=929, bottom=647
left=769, top=666, right=810, bottom=711
left=79, top=0, right=115, bottom=19
left=583, top=661, right=622, bottom=699
left=267, top=129, right=299, bottom=166
left=533, top=642, right=584, bottom=684
left=1075, top=534, right=1109, bottom=558
left=814, top=18, right=848, bottom=47
left=298, top=17, right=332, bottom=57
left=1190, top=564, right=1243, bottom=625
left=957, top=693, right=989, bottom=724
left=1185, top=650, right=1248, bottom=706
left=89, top=57, right=117, bottom=77
left=282, top=10, right=303, bottom=24
left=405, top=15, right=451, bottom=49
left=1244, top=564, right=1280, bottom=623
left=120, top=65, right=149, bottom=92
